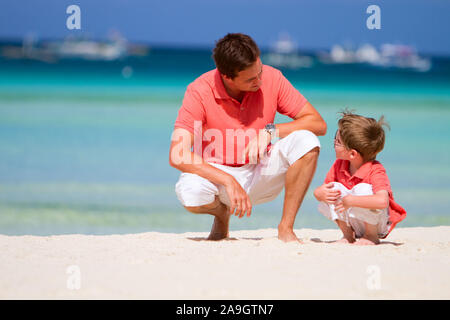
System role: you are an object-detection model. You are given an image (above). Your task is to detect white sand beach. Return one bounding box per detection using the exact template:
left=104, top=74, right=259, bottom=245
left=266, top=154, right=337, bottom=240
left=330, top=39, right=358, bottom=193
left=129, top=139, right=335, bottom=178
left=0, top=226, right=449, bottom=299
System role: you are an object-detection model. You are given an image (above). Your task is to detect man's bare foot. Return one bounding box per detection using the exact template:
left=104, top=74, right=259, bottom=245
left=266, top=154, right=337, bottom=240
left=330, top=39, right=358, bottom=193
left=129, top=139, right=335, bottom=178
left=278, top=226, right=302, bottom=243
left=207, top=205, right=230, bottom=241
left=353, top=237, right=380, bottom=246
left=207, top=218, right=229, bottom=240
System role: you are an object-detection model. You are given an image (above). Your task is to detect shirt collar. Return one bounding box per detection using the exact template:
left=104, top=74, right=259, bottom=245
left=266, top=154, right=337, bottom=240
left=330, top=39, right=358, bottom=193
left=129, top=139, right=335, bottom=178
left=340, top=160, right=374, bottom=180
left=353, top=161, right=374, bottom=179
left=212, top=69, right=232, bottom=100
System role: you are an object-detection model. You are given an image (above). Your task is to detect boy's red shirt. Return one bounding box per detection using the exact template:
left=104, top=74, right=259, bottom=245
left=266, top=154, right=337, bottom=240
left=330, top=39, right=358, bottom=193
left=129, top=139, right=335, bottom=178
left=324, top=159, right=406, bottom=238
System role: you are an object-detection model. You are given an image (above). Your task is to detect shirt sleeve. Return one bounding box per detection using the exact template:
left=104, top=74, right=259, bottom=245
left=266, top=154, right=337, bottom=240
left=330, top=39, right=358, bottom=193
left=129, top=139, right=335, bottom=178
left=276, top=70, right=308, bottom=119
left=370, top=164, right=393, bottom=196
left=174, top=84, right=206, bottom=134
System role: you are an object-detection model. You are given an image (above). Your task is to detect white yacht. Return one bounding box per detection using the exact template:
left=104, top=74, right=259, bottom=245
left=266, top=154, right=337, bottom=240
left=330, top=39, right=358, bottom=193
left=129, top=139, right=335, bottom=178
left=263, top=33, right=313, bottom=69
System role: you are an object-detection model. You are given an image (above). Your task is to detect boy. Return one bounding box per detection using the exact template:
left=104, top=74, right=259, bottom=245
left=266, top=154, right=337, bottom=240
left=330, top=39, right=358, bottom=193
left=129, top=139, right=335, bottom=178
left=314, top=111, right=406, bottom=245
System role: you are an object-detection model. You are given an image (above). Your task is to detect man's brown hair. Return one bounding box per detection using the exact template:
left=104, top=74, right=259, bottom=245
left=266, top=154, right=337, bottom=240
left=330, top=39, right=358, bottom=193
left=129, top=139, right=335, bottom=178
left=212, top=33, right=260, bottom=79
left=338, top=110, right=390, bottom=162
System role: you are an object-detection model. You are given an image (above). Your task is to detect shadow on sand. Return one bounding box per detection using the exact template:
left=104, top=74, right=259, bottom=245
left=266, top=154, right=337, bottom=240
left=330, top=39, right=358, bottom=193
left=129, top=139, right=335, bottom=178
left=187, top=237, right=264, bottom=241
left=309, top=238, right=404, bottom=246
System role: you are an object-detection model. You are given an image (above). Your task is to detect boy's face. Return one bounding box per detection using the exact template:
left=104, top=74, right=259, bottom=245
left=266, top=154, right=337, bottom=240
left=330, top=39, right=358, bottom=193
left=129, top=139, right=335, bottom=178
left=334, top=130, right=353, bottom=160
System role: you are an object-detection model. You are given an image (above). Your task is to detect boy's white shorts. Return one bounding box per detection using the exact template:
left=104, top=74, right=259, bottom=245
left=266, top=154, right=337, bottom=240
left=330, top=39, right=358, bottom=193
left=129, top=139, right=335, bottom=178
left=318, top=182, right=389, bottom=238
left=175, top=130, right=320, bottom=208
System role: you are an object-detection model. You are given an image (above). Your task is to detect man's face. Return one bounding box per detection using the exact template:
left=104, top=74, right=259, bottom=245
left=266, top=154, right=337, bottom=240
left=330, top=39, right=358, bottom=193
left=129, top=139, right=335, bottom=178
left=226, top=57, right=263, bottom=92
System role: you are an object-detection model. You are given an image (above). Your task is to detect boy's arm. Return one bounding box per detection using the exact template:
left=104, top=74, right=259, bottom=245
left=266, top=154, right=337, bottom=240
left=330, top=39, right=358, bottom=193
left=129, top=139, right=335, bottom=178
left=341, top=190, right=389, bottom=211
left=315, top=161, right=340, bottom=202
left=314, top=182, right=341, bottom=203
left=313, top=185, right=324, bottom=201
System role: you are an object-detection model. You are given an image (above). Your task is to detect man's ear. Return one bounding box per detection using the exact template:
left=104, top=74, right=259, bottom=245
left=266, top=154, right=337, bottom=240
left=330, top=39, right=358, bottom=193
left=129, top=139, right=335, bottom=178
left=222, top=73, right=233, bottom=82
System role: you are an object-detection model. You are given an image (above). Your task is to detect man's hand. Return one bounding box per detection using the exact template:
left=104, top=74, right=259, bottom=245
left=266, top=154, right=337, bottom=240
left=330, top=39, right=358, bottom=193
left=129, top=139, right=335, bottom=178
left=242, top=129, right=271, bottom=164
left=224, top=176, right=252, bottom=218
left=314, top=182, right=341, bottom=204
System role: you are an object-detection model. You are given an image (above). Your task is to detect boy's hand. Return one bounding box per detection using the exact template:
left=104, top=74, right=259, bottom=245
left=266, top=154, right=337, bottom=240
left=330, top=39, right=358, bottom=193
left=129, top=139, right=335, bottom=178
left=315, top=182, right=341, bottom=204
left=335, top=195, right=352, bottom=213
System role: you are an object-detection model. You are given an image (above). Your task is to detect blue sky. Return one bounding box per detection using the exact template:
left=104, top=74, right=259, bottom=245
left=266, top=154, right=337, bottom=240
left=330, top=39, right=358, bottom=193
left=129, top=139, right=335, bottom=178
left=1, top=0, right=449, bottom=55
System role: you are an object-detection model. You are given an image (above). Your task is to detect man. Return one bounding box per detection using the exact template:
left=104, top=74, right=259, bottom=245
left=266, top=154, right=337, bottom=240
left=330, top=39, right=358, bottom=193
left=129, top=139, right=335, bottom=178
left=169, top=33, right=327, bottom=242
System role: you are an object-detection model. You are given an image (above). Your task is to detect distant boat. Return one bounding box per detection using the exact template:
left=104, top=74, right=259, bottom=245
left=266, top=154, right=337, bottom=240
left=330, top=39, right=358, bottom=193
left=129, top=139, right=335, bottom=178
left=0, top=34, right=57, bottom=63
left=45, top=36, right=127, bottom=61
left=322, top=44, right=358, bottom=64
left=319, top=43, right=431, bottom=72
left=374, top=44, right=431, bottom=72
left=263, top=33, right=313, bottom=69
left=0, top=33, right=150, bottom=62
left=319, top=44, right=378, bottom=64
left=355, top=44, right=381, bottom=64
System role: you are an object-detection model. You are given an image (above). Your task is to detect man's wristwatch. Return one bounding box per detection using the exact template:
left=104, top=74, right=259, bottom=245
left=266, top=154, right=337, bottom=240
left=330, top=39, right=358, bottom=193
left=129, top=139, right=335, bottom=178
left=264, top=123, right=277, bottom=144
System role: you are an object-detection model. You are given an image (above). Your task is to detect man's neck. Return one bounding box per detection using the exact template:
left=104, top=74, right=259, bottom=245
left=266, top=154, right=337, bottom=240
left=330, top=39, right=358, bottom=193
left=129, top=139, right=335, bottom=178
left=221, top=76, right=245, bottom=102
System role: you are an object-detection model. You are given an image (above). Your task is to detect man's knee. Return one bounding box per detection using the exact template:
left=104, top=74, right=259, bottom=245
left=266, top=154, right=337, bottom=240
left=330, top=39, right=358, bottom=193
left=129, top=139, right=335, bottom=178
left=184, top=205, right=205, bottom=214
left=278, top=130, right=320, bottom=167
left=183, top=196, right=223, bottom=214
left=175, top=173, right=219, bottom=208
left=305, top=146, right=320, bottom=158
left=289, top=130, right=321, bottom=156
left=298, top=146, right=320, bottom=163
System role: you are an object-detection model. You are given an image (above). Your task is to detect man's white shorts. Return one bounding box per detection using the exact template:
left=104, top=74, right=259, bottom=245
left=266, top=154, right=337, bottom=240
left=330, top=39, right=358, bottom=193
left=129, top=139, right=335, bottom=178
left=318, top=182, right=389, bottom=238
left=175, top=130, right=321, bottom=208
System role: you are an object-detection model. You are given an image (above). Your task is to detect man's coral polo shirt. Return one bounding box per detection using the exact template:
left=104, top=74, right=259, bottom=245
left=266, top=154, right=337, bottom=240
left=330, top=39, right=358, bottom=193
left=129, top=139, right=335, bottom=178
left=324, top=159, right=407, bottom=238
left=174, top=65, right=308, bottom=166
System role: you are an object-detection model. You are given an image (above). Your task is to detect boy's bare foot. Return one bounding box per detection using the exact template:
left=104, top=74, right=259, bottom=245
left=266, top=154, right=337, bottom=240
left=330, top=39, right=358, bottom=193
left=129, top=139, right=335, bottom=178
left=353, top=237, right=380, bottom=246
left=334, top=237, right=355, bottom=244
left=335, top=220, right=356, bottom=244
left=353, top=222, right=380, bottom=245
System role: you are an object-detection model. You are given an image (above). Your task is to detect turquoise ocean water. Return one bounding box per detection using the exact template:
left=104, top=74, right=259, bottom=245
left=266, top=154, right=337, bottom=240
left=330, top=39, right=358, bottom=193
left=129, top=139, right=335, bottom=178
left=1, top=48, right=450, bottom=235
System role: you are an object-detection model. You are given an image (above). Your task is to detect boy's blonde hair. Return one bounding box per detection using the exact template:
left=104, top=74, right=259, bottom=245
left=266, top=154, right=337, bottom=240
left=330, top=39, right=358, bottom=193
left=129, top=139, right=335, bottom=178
left=338, top=110, right=390, bottom=162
